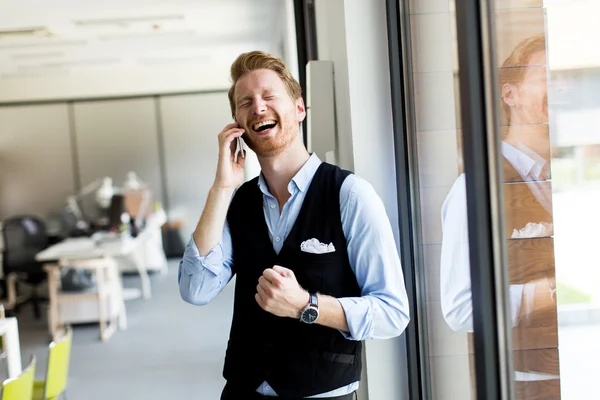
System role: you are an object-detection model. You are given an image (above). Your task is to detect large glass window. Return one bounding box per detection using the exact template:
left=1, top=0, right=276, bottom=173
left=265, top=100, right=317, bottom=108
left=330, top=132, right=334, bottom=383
left=398, top=0, right=600, bottom=398
left=490, top=0, right=600, bottom=398
left=401, top=0, right=477, bottom=398
left=491, top=3, right=560, bottom=398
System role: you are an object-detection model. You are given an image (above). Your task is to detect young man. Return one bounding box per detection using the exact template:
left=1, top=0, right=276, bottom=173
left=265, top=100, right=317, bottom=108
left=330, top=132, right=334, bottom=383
left=441, top=34, right=555, bottom=333
left=179, top=51, right=409, bottom=399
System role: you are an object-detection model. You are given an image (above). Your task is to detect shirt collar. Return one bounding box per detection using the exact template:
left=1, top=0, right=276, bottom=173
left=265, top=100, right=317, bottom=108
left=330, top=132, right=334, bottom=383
left=501, top=141, right=546, bottom=179
left=257, top=153, right=322, bottom=195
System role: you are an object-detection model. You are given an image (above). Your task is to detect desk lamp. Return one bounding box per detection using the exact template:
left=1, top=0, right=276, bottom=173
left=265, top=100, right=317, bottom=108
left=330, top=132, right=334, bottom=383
left=66, top=177, right=115, bottom=230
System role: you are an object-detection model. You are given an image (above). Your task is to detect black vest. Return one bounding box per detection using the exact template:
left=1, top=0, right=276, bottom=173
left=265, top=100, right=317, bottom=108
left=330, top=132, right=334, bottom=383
left=503, top=158, right=553, bottom=222
left=224, top=162, right=363, bottom=397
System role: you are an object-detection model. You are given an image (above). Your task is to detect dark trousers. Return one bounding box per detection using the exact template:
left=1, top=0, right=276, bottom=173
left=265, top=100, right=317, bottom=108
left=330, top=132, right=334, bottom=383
left=220, top=382, right=356, bottom=400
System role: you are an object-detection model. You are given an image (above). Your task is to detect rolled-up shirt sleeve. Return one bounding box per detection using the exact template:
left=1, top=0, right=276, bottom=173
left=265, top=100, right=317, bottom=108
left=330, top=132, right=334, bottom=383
left=337, top=176, right=410, bottom=341
left=440, top=174, right=523, bottom=332
left=178, top=222, right=234, bottom=306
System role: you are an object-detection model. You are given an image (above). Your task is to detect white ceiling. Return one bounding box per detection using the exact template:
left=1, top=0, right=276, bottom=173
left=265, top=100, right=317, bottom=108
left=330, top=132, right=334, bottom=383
left=0, top=0, right=286, bottom=78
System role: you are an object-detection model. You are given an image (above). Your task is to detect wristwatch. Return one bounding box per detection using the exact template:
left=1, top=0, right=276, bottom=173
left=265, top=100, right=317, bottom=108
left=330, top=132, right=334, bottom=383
left=300, top=292, right=319, bottom=324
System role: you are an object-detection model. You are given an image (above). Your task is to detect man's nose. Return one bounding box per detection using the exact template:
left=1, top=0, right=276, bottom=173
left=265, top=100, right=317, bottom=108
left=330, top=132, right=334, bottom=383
left=252, top=98, right=267, bottom=115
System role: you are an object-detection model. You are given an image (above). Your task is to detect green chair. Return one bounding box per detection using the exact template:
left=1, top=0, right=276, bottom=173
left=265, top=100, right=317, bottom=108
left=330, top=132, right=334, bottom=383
left=0, top=355, right=36, bottom=400
left=33, top=326, right=72, bottom=400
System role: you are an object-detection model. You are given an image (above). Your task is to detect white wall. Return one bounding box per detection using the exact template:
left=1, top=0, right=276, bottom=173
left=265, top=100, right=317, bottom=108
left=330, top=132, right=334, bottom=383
left=315, top=1, right=409, bottom=399
left=0, top=92, right=234, bottom=247
left=0, top=104, right=77, bottom=219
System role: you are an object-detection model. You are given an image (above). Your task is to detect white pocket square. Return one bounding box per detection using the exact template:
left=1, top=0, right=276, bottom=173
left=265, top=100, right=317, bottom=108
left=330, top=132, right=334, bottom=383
left=300, top=238, right=335, bottom=254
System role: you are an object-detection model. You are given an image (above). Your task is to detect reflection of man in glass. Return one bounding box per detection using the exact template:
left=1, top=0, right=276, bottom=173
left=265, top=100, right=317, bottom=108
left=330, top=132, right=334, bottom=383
left=440, top=34, right=556, bottom=332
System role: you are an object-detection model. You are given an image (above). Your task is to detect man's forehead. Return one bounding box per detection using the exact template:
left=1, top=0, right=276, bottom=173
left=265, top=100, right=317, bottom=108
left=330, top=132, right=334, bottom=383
left=236, top=70, right=284, bottom=95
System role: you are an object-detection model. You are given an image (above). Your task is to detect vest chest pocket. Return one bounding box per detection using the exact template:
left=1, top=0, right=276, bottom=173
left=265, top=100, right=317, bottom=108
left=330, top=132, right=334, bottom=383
left=297, top=251, right=339, bottom=265
left=292, top=252, right=341, bottom=294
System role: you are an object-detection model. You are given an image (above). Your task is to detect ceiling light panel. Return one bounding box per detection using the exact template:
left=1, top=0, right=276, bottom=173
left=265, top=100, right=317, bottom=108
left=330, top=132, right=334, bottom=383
left=18, top=58, right=120, bottom=70
left=0, top=39, right=87, bottom=50
left=98, top=29, right=196, bottom=41
left=12, top=52, right=65, bottom=60
left=0, top=26, right=53, bottom=39
left=73, top=14, right=184, bottom=27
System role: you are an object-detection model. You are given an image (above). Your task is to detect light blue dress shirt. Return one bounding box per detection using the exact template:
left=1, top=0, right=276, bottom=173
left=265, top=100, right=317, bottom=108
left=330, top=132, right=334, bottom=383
left=440, top=142, right=549, bottom=332
left=178, top=153, right=410, bottom=398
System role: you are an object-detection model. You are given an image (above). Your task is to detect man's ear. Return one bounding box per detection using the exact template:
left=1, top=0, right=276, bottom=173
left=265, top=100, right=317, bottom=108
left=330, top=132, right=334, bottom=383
left=501, top=83, right=518, bottom=107
left=296, top=97, right=306, bottom=123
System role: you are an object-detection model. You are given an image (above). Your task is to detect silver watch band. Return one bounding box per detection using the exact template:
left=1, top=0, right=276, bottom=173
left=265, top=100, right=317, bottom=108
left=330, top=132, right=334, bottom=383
left=309, top=292, right=318, bottom=307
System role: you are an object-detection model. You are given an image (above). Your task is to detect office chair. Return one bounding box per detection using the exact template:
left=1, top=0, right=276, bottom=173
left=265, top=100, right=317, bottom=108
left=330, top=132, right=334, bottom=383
left=1, top=215, right=50, bottom=319
left=0, top=354, right=36, bottom=400
left=33, top=325, right=72, bottom=400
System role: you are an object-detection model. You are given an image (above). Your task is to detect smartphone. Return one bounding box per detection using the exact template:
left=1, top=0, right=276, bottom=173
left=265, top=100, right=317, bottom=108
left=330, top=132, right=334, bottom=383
left=235, top=136, right=246, bottom=162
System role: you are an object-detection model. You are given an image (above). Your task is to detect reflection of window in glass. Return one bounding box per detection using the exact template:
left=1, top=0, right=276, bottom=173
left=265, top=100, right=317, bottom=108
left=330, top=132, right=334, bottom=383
left=545, top=2, right=600, bottom=399
left=552, top=147, right=574, bottom=159
left=551, top=146, right=576, bottom=189
left=583, top=144, right=600, bottom=181
left=552, top=144, right=600, bottom=187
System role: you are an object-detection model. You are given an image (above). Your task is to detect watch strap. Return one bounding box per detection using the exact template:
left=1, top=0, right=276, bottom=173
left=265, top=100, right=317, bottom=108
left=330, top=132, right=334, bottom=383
left=309, top=292, right=318, bottom=308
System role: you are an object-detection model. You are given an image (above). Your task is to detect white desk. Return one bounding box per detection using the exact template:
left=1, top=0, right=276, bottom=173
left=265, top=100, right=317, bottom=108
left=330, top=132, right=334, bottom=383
left=0, top=318, right=22, bottom=378
left=36, top=209, right=167, bottom=300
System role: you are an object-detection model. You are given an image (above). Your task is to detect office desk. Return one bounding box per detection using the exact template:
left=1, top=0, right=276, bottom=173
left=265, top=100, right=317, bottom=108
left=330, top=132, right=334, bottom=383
left=0, top=317, right=22, bottom=378
left=36, top=209, right=167, bottom=300
left=44, top=258, right=126, bottom=342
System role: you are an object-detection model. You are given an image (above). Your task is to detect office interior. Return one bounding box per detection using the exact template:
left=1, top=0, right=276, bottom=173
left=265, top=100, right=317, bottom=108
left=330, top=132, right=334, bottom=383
left=0, top=0, right=598, bottom=399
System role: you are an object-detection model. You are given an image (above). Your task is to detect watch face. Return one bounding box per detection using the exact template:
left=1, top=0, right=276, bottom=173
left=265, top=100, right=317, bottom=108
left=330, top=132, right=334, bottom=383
left=302, top=308, right=318, bottom=324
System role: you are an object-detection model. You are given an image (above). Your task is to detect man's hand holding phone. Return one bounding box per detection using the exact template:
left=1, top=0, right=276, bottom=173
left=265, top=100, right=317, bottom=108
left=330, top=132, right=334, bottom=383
left=194, top=123, right=246, bottom=256
left=214, top=122, right=246, bottom=190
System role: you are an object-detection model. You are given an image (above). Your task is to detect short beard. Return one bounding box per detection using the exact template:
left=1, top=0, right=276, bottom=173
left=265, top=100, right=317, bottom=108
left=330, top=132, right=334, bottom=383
left=244, top=118, right=299, bottom=158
